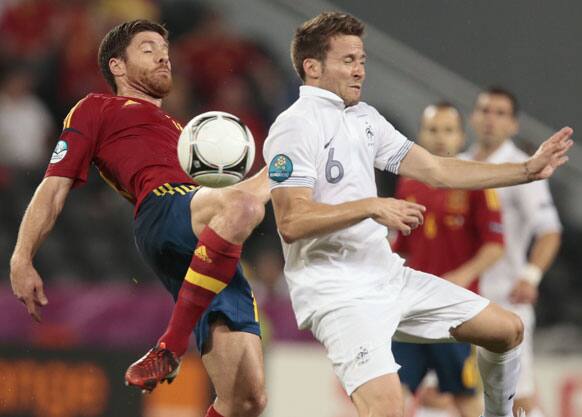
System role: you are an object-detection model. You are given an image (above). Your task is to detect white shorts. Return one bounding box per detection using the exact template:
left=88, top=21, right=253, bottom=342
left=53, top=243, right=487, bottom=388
left=309, top=266, right=489, bottom=395
left=508, top=304, right=535, bottom=398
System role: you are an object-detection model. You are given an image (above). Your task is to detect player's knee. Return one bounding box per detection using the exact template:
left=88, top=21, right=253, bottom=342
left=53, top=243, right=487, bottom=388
left=493, top=311, right=523, bottom=352
left=232, top=387, right=267, bottom=417
left=505, top=312, right=524, bottom=349
left=224, top=189, right=265, bottom=229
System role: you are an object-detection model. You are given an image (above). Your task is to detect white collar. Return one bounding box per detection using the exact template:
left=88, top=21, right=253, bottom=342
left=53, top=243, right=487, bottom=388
left=299, top=85, right=345, bottom=108
left=468, top=139, right=516, bottom=163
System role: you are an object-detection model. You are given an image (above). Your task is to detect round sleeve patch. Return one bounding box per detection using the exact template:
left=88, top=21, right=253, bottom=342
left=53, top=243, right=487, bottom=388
left=268, top=154, right=293, bottom=182
left=50, top=140, right=68, bottom=164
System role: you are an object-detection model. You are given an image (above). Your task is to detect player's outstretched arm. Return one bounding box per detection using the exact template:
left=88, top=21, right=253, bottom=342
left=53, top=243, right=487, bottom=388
left=400, top=127, right=574, bottom=189
left=271, top=187, right=425, bottom=243
left=10, top=176, right=73, bottom=322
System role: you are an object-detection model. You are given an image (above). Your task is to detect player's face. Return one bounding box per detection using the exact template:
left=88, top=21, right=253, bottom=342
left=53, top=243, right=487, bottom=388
left=319, top=35, right=366, bottom=106
left=470, top=93, right=518, bottom=148
left=123, top=31, right=172, bottom=98
left=418, top=107, right=465, bottom=157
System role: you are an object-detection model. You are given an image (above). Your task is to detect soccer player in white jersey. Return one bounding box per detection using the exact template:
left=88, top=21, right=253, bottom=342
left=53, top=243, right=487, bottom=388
left=465, top=87, right=563, bottom=417
left=263, top=12, right=573, bottom=417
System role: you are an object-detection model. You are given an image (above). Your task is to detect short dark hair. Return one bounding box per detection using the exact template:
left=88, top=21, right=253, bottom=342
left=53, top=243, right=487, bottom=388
left=98, top=19, right=169, bottom=93
left=291, top=12, right=365, bottom=81
left=428, top=101, right=464, bottom=130
left=481, top=86, right=519, bottom=116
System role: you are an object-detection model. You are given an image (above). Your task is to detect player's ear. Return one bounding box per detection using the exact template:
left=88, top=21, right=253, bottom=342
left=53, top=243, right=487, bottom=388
left=109, top=57, right=126, bottom=77
left=508, top=117, right=519, bottom=137
left=303, top=58, right=322, bottom=80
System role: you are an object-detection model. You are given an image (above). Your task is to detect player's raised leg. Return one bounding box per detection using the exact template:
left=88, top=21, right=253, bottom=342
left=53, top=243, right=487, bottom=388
left=452, top=303, right=524, bottom=417
left=125, top=176, right=267, bottom=391
left=159, top=186, right=264, bottom=349
left=202, top=319, right=266, bottom=417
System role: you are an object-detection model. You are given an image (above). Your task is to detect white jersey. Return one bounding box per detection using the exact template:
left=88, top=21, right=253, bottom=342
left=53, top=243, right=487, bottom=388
left=263, top=86, right=413, bottom=327
left=462, top=140, right=562, bottom=305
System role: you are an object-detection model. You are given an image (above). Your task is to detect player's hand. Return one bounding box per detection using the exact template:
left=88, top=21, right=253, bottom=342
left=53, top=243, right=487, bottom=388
left=10, top=259, right=48, bottom=322
left=372, top=198, right=425, bottom=235
left=509, top=279, right=538, bottom=304
left=525, top=127, right=574, bottom=180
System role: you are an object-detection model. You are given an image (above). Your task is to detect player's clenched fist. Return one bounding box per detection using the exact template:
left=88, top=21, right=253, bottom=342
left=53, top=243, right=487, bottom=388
left=370, top=198, right=426, bottom=235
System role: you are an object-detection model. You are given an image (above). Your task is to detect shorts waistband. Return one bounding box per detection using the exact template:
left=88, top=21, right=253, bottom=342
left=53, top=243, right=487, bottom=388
left=151, top=183, right=199, bottom=197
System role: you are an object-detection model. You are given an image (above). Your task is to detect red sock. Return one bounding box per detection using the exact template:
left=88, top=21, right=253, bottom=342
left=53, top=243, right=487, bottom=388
left=205, top=405, right=224, bottom=417
left=158, top=226, right=241, bottom=356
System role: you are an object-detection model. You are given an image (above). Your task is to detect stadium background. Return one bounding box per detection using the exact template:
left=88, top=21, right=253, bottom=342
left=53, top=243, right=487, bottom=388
left=0, top=0, right=580, bottom=416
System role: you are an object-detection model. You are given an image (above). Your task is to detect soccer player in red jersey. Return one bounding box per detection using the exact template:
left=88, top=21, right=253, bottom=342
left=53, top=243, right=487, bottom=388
left=9, top=20, right=268, bottom=417
left=392, top=102, right=505, bottom=417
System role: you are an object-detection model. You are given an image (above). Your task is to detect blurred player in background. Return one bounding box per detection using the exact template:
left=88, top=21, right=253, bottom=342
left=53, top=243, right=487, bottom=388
left=392, top=102, right=505, bottom=417
left=465, top=87, right=563, bottom=417
left=9, top=20, right=268, bottom=417
left=264, top=11, right=573, bottom=417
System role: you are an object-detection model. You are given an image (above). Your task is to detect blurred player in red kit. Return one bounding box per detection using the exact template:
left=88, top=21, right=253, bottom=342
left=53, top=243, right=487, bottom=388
left=392, top=102, right=505, bottom=417
left=9, top=20, right=268, bottom=417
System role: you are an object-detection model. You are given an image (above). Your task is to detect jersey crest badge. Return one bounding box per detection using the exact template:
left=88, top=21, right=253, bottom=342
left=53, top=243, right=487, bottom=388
left=269, top=154, right=293, bottom=182
left=50, top=140, right=68, bottom=164
left=194, top=245, right=212, bottom=263
left=447, top=190, right=469, bottom=213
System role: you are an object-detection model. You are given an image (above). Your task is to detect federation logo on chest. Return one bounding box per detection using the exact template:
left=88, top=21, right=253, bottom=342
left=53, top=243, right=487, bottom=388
left=364, top=121, right=374, bottom=148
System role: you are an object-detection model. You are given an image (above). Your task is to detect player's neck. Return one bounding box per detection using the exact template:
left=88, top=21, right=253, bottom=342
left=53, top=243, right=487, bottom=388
left=116, top=87, right=162, bottom=108
left=473, top=139, right=506, bottom=161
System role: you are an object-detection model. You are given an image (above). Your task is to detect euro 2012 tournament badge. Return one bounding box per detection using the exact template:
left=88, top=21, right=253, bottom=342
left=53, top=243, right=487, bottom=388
left=50, top=140, right=68, bottom=164
left=268, top=154, right=293, bottom=182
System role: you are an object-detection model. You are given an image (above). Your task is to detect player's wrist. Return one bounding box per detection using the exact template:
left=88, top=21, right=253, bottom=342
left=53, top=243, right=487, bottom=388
left=520, top=263, right=543, bottom=286
left=10, top=253, right=33, bottom=269
left=523, top=160, right=535, bottom=182
left=366, top=198, right=381, bottom=220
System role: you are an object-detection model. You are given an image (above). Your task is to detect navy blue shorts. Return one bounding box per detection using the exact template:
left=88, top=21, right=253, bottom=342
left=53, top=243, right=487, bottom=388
left=133, top=183, right=260, bottom=353
left=392, top=341, right=478, bottom=394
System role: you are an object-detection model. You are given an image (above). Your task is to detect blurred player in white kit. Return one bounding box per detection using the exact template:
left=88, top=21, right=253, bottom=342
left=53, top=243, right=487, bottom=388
left=465, top=87, right=563, bottom=417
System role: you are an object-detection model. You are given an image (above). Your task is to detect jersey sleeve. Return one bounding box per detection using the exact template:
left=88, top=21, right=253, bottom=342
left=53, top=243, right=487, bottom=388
left=263, top=114, right=318, bottom=190
left=472, top=189, right=504, bottom=245
left=515, top=179, right=562, bottom=235
left=44, top=96, right=100, bottom=188
left=372, top=109, right=414, bottom=174
left=390, top=178, right=410, bottom=254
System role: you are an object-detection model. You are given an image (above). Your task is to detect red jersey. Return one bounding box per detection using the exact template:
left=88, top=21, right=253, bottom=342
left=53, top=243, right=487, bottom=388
left=392, top=178, right=503, bottom=293
left=45, top=93, right=195, bottom=214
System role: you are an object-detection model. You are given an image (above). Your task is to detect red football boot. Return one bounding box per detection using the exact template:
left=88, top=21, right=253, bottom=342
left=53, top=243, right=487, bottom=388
left=124, top=342, right=181, bottom=393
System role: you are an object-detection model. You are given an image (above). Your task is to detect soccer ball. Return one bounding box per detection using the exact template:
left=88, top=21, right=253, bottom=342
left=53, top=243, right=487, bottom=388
left=177, top=111, right=255, bottom=187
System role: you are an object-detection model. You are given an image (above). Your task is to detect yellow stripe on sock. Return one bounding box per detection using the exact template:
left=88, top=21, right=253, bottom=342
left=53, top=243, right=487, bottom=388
left=185, top=269, right=227, bottom=294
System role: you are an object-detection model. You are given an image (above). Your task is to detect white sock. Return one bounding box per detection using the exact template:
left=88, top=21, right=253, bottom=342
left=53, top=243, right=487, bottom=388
left=477, top=346, right=521, bottom=417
